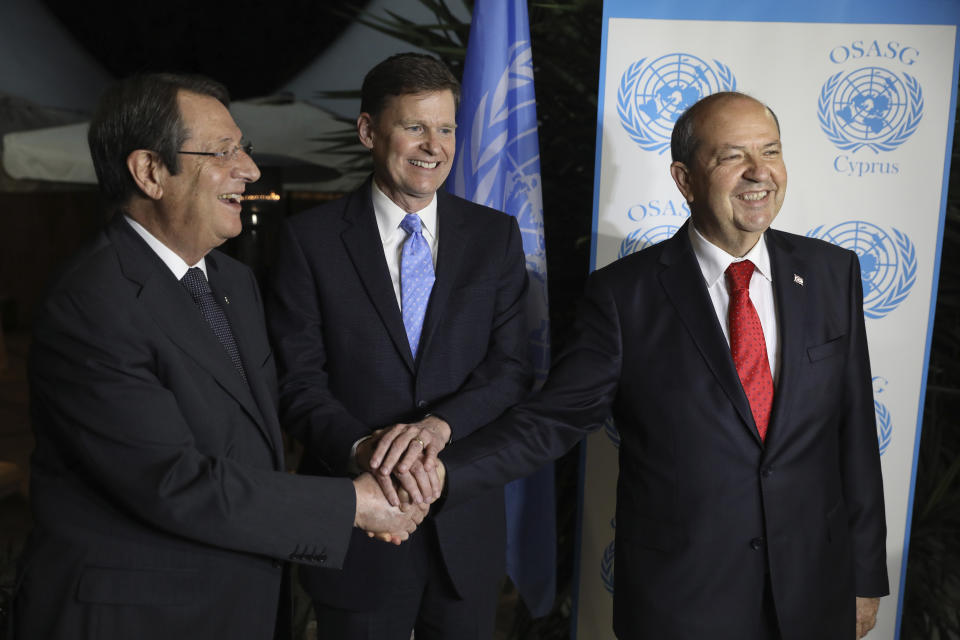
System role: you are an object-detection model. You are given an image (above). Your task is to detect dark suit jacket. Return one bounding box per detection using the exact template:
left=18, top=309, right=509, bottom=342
left=442, top=222, right=889, bottom=640
left=16, top=216, right=356, bottom=640
left=266, top=179, right=532, bottom=609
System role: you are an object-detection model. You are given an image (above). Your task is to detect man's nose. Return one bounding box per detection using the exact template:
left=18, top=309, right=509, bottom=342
left=420, top=131, right=441, bottom=154
left=743, top=154, right=771, bottom=181
left=234, top=148, right=261, bottom=183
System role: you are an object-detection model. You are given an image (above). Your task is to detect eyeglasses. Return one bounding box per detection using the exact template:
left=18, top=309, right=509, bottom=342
left=177, top=140, right=253, bottom=163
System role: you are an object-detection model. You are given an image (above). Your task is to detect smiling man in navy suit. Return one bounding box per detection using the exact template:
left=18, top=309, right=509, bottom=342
left=266, top=54, right=531, bottom=639
left=433, top=91, right=889, bottom=639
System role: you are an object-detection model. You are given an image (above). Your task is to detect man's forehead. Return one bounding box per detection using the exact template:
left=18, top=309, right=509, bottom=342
left=176, top=89, right=220, bottom=111
left=715, top=139, right=782, bottom=150
left=698, top=101, right=779, bottom=142
left=698, top=96, right=771, bottom=123
left=384, top=89, right=455, bottom=109
left=177, top=90, right=241, bottom=140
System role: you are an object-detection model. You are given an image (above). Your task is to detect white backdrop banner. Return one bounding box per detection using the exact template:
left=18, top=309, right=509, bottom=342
left=577, top=1, right=960, bottom=638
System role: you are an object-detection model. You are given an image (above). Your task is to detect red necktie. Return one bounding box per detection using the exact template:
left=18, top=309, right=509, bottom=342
left=725, top=260, right=773, bottom=440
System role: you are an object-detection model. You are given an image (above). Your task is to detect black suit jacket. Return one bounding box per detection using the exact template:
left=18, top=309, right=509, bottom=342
left=442, top=222, right=889, bottom=640
left=16, top=216, right=356, bottom=640
left=266, top=180, right=532, bottom=609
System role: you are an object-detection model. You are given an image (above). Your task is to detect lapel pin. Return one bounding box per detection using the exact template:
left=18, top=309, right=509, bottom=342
left=793, top=274, right=804, bottom=286
left=223, top=296, right=230, bottom=304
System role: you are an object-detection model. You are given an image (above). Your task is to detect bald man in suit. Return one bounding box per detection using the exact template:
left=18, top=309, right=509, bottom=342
left=431, top=92, right=888, bottom=640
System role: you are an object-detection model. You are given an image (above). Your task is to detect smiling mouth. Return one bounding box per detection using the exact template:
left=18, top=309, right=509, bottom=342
left=218, top=193, right=244, bottom=204
left=738, top=190, right=771, bottom=202
left=409, top=160, right=439, bottom=169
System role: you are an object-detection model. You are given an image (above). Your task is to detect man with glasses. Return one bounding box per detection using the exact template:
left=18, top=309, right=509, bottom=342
left=13, top=73, right=425, bottom=640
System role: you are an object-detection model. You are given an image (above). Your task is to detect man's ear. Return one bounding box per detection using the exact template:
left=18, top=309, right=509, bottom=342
left=670, top=161, right=694, bottom=204
left=356, top=113, right=376, bottom=151
left=126, top=149, right=165, bottom=201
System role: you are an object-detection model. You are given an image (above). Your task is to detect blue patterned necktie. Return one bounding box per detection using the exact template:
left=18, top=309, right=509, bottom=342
left=399, top=214, right=436, bottom=358
left=180, top=267, right=247, bottom=382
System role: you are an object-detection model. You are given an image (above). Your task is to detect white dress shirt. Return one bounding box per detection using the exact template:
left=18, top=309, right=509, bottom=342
left=688, top=222, right=780, bottom=385
left=371, top=181, right=439, bottom=309
left=124, top=215, right=207, bottom=279
left=347, top=183, right=442, bottom=465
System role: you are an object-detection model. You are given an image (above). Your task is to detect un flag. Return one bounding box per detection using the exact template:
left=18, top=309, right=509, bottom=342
left=448, top=0, right=556, bottom=618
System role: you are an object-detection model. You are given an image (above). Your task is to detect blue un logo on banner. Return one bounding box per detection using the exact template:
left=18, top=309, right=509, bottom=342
left=873, top=377, right=893, bottom=456
left=618, top=53, right=737, bottom=154
left=818, top=67, right=924, bottom=153
left=807, top=222, right=916, bottom=319
left=619, top=224, right=683, bottom=258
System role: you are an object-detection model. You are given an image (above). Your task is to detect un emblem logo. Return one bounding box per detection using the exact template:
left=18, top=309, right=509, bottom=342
left=617, top=53, right=737, bottom=154
left=619, top=224, right=682, bottom=258
left=873, top=377, right=893, bottom=456
left=818, top=67, right=924, bottom=153
left=450, top=39, right=550, bottom=380
left=603, top=417, right=620, bottom=449
left=807, top=221, right=917, bottom=319
left=875, top=399, right=893, bottom=456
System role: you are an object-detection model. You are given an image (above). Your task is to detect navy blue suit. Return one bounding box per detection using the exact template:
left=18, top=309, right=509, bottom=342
left=17, top=216, right=356, bottom=639
left=267, top=180, right=531, bottom=622
left=442, top=222, right=888, bottom=640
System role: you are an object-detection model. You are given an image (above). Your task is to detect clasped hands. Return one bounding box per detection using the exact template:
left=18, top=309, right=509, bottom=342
left=353, top=416, right=451, bottom=545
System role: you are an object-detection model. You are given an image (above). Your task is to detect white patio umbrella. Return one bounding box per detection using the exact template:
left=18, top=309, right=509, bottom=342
left=2, top=99, right=367, bottom=191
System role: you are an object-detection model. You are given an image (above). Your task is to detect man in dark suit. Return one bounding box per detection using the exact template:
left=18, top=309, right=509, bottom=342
left=430, top=92, right=889, bottom=639
left=266, top=53, right=531, bottom=639
left=14, top=73, right=424, bottom=640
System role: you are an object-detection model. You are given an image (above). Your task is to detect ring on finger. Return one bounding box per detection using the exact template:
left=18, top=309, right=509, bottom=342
left=415, top=438, right=425, bottom=448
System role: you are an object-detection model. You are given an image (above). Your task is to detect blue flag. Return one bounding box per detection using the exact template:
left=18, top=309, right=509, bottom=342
left=447, top=0, right=556, bottom=618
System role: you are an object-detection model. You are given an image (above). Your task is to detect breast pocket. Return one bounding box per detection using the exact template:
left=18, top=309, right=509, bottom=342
left=260, top=349, right=274, bottom=368
left=443, top=279, right=497, bottom=332
left=806, top=335, right=847, bottom=362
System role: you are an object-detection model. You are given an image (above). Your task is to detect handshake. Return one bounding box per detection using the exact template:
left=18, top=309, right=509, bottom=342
left=352, top=416, right=451, bottom=544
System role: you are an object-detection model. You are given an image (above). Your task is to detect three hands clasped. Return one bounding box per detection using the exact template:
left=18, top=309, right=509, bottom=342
left=352, top=416, right=451, bottom=545
left=350, top=417, right=883, bottom=639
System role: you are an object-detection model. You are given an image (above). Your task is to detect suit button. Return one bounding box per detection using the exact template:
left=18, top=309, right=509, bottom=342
left=272, top=560, right=283, bottom=569
left=417, top=400, right=428, bottom=409
left=750, top=537, right=764, bottom=550
left=761, top=467, right=773, bottom=478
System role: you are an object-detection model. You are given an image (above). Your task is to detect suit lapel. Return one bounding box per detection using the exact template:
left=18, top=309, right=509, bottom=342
left=418, top=191, right=467, bottom=362
left=764, top=229, right=807, bottom=449
left=207, top=258, right=285, bottom=468
left=340, top=182, right=416, bottom=371
left=108, top=217, right=277, bottom=456
left=658, top=222, right=760, bottom=444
